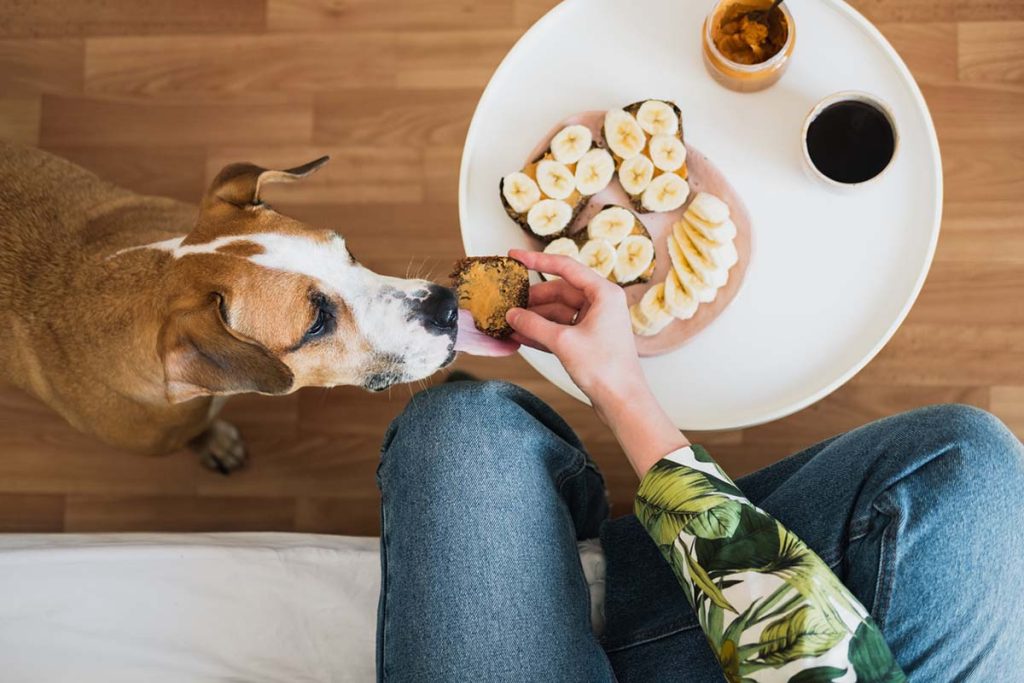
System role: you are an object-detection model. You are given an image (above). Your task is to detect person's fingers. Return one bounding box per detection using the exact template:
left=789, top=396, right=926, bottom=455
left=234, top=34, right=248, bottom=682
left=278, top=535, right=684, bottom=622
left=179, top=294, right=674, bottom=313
left=528, top=279, right=586, bottom=310
left=509, top=249, right=611, bottom=298
left=506, top=307, right=564, bottom=350
left=508, top=331, right=550, bottom=353
left=529, top=302, right=579, bottom=325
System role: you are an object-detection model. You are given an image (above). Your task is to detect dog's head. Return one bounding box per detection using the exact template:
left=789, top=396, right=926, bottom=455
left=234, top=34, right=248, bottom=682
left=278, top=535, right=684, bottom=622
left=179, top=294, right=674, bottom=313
left=157, top=156, right=458, bottom=403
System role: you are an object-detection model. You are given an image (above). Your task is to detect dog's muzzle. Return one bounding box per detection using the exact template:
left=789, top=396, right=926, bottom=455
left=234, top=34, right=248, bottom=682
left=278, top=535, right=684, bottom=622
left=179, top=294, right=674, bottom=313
left=412, top=284, right=458, bottom=335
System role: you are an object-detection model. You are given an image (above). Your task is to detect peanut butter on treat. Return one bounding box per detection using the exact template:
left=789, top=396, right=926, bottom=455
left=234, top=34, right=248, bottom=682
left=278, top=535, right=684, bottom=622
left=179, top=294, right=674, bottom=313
left=450, top=257, right=529, bottom=339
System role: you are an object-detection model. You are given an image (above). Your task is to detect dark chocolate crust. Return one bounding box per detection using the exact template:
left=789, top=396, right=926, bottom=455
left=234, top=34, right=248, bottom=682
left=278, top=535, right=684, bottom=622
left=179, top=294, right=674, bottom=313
left=450, top=256, right=530, bottom=339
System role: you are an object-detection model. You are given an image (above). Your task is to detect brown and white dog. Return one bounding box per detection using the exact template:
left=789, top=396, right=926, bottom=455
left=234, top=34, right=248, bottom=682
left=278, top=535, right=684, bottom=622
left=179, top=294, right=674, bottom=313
left=0, top=143, right=458, bottom=472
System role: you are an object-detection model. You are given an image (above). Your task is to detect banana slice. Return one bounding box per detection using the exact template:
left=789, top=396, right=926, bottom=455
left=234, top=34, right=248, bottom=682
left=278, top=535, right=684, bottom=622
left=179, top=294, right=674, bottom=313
left=526, top=199, right=573, bottom=237
left=604, top=109, right=646, bottom=160
left=636, top=100, right=680, bottom=137
left=648, top=134, right=687, bottom=172
left=535, top=159, right=575, bottom=200
left=574, top=148, right=615, bottom=196
left=641, top=173, right=690, bottom=213
left=550, top=124, right=592, bottom=165
left=501, top=172, right=541, bottom=214
left=685, top=211, right=738, bottom=242
left=675, top=226, right=729, bottom=289
left=626, top=305, right=651, bottom=335
left=613, top=235, right=655, bottom=285
left=687, top=192, right=730, bottom=224
left=588, top=206, right=635, bottom=245
left=618, top=155, right=654, bottom=196
left=676, top=219, right=738, bottom=269
left=631, top=283, right=673, bottom=336
left=543, top=236, right=580, bottom=260
left=668, top=234, right=716, bottom=303
left=664, top=269, right=699, bottom=320
left=579, top=239, right=617, bottom=279
left=542, top=237, right=580, bottom=279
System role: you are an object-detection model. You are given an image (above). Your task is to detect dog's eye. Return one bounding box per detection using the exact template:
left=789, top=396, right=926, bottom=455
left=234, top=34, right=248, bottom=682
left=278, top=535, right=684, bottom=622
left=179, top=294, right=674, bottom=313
left=307, top=307, right=331, bottom=338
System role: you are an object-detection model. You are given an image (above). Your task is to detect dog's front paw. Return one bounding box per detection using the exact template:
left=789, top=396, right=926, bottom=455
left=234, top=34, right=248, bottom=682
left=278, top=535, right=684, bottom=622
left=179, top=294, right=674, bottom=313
left=190, top=420, right=247, bottom=475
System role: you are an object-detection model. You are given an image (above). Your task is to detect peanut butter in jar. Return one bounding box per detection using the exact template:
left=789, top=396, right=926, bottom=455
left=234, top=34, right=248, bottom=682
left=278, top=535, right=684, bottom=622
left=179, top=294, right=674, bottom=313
left=702, top=0, right=796, bottom=93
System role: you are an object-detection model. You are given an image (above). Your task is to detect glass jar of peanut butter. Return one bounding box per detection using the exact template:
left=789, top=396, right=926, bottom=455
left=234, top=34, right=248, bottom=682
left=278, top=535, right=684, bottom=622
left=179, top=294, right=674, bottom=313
left=702, top=0, right=796, bottom=93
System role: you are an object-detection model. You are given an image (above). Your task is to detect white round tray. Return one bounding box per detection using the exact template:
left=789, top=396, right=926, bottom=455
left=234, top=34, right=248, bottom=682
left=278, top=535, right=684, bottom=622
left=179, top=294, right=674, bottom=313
left=458, top=0, right=942, bottom=431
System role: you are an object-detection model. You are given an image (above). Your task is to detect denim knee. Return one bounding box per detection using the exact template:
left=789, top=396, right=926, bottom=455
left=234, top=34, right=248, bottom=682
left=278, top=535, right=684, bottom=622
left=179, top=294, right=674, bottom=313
left=382, top=380, right=526, bottom=446
left=378, top=380, right=577, bottom=488
left=887, top=403, right=1024, bottom=511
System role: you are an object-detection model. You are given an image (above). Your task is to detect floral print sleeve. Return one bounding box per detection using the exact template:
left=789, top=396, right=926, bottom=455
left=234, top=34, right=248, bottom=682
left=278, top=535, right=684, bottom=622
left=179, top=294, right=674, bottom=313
left=634, top=445, right=906, bottom=683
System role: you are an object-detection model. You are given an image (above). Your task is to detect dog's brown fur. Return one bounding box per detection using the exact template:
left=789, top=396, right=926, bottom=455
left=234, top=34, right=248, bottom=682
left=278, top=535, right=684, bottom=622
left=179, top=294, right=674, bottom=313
left=0, top=143, right=455, bottom=471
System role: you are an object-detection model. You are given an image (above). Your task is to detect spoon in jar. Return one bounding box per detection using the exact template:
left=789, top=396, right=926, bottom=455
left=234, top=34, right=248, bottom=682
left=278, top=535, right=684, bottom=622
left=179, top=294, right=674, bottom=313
left=746, top=0, right=784, bottom=27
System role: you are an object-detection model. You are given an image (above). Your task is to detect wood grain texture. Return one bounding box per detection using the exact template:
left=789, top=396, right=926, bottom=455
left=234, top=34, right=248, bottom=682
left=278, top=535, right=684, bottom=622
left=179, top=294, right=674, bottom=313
left=0, top=39, right=83, bottom=95
left=0, top=97, right=40, bottom=144
left=267, top=0, right=515, bottom=32
left=0, top=0, right=265, bottom=38
left=0, top=0, right=1022, bottom=535
left=958, top=21, right=1024, bottom=83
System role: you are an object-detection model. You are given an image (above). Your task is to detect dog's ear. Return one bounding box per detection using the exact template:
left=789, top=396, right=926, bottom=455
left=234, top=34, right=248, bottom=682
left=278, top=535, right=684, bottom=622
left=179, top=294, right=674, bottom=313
left=201, top=156, right=330, bottom=210
left=159, top=294, right=294, bottom=404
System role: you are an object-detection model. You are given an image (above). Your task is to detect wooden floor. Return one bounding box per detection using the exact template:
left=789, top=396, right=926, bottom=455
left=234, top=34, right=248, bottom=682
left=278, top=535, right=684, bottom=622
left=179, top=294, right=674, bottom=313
left=0, top=0, right=1022, bottom=535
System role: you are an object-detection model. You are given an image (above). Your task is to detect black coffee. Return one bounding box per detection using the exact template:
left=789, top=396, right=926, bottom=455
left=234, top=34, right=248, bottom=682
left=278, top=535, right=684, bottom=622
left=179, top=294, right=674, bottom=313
left=806, top=100, right=895, bottom=184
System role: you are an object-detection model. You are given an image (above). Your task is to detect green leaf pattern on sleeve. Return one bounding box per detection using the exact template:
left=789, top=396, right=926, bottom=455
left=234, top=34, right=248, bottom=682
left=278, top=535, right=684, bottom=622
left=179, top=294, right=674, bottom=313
left=635, top=446, right=906, bottom=683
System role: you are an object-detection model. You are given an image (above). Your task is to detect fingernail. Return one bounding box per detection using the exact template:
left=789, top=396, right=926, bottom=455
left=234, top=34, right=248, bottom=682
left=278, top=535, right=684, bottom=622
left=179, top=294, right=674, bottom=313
left=506, top=308, right=520, bottom=323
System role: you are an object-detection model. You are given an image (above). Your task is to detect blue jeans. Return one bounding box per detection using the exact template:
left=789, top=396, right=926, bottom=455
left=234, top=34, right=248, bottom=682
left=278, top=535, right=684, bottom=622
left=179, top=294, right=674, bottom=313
left=376, top=381, right=1024, bottom=682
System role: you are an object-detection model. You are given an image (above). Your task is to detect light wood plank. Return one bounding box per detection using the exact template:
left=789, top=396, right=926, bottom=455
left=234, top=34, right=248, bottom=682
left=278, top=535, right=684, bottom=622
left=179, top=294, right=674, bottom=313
left=910, top=261, right=1024, bottom=325
left=0, top=494, right=65, bottom=532
left=935, top=201, right=1024, bottom=264
left=313, top=89, right=477, bottom=147
left=857, top=323, right=1024, bottom=386
left=876, top=22, right=958, bottom=84
left=396, top=30, right=520, bottom=89
left=959, top=21, right=1024, bottom=83
left=0, top=0, right=266, bottom=39
left=990, top=385, right=1024, bottom=438
left=268, top=0, right=514, bottom=31
left=942, top=140, right=1024, bottom=203
left=85, top=33, right=397, bottom=100
left=847, top=0, right=1024, bottom=23
left=0, top=98, right=41, bottom=144
left=295, top=495, right=381, bottom=536
left=40, top=95, right=314, bottom=147
left=513, top=0, right=556, bottom=28
left=744, top=383, right=990, bottom=449
left=65, top=495, right=295, bottom=532
left=922, top=81, right=1024, bottom=142
left=0, top=39, right=83, bottom=96
left=423, top=145, right=463, bottom=204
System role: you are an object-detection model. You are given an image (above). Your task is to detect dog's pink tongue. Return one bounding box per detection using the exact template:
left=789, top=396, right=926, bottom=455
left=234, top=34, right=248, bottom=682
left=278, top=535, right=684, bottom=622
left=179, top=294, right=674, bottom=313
left=454, top=310, right=519, bottom=357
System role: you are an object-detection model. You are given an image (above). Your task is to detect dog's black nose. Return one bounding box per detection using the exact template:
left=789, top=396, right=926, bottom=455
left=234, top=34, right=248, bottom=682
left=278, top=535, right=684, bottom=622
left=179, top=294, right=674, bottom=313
left=416, top=285, right=458, bottom=332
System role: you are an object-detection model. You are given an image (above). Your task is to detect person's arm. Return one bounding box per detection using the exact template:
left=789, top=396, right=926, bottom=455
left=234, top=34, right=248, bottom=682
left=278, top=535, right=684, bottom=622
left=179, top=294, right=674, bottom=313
left=507, top=249, right=905, bottom=683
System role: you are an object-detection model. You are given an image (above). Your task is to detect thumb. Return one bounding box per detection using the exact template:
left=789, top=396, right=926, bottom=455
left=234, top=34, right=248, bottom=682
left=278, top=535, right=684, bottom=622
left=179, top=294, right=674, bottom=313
left=506, top=307, right=562, bottom=350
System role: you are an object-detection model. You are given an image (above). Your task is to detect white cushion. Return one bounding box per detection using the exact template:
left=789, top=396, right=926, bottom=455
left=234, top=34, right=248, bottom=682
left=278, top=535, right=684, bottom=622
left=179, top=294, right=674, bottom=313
left=0, top=532, right=607, bottom=682
left=0, top=533, right=381, bottom=682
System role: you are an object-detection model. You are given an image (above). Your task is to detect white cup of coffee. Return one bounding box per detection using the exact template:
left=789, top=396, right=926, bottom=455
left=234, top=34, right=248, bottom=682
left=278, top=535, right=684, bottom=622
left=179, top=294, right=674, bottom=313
left=801, top=91, right=899, bottom=192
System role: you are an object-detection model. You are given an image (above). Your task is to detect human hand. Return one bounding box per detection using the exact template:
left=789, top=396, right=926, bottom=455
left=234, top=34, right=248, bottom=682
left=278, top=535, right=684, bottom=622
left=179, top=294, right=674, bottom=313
left=506, top=248, right=689, bottom=477
left=505, top=249, right=647, bottom=422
